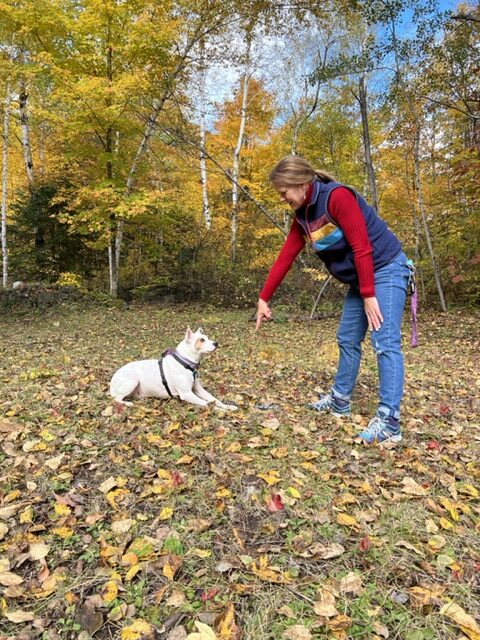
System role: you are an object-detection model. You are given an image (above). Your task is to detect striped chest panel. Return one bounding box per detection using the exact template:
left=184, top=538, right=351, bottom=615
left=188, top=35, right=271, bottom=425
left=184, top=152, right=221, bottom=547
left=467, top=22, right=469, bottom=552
left=299, top=212, right=345, bottom=253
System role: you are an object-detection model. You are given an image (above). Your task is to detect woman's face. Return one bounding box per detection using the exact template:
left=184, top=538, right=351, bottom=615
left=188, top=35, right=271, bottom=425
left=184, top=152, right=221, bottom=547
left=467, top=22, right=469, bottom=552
left=275, top=183, right=308, bottom=211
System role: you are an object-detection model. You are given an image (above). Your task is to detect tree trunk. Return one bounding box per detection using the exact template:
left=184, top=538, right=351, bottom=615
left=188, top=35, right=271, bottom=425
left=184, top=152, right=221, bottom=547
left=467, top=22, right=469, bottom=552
left=413, top=123, right=447, bottom=311
left=358, top=74, right=379, bottom=212
left=199, top=42, right=211, bottom=230
left=231, top=58, right=250, bottom=264
left=19, top=76, right=35, bottom=187
left=1, top=82, right=12, bottom=289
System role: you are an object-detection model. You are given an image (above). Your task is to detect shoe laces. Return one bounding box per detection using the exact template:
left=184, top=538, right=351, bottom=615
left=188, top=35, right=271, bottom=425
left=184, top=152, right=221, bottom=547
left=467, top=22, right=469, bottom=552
left=366, top=416, right=387, bottom=436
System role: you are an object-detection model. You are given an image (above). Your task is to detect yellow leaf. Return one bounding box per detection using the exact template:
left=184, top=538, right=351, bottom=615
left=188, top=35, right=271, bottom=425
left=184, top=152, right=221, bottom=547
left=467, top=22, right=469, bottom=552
left=159, top=507, right=173, bottom=520
left=19, top=507, right=34, bottom=524
left=176, top=455, right=194, bottom=465
left=336, top=513, right=359, bottom=529
left=216, top=487, right=232, bottom=498
left=216, top=602, right=238, bottom=640
left=251, top=555, right=291, bottom=584
left=257, top=470, right=281, bottom=486
left=54, top=503, right=71, bottom=517
left=125, top=564, right=142, bottom=581
left=165, top=422, right=181, bottom=434
left=4, top=490, right=21, bottom=503
left=225, top=441, right=242, bottom=453
left=52, top=527, right=74, bottom=539
left=440, top=497, right=460, bottom=522
left=458, top=484, right=479, bottom=498
left=288, top=487, right=301, bottom=499
left=102, top=580, right=118, bottom=603
left=440, top=601, right=480, bottom=640
left=121, top=619, right=155, bottom=640
left=439, top=517, right=454, bottom=530
left=163, top=554, right=182, bottom=580
left=189, top=548, right=212, bottom=559
left=106, top=489, right=130, bottom=510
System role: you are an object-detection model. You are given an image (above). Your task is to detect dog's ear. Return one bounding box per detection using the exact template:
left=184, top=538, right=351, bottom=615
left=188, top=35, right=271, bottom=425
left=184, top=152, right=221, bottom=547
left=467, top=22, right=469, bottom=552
left=185, top=327, right=193, bottom=342
left=197, top=327, right=203, bottom=334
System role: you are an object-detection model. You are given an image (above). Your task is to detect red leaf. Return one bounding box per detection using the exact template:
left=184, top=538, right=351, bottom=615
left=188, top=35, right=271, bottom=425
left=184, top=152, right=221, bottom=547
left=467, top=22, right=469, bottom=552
left=359, top=536, right=371, bottom=551
left=427, top=440, right=440, bottom=450
left=267, top=494, right=284, bottom=512
left=201, top=587, right=220, bottom=602
left=171, top=471, right=184, bottom=487
left=439, top=403, right=451, bottom=416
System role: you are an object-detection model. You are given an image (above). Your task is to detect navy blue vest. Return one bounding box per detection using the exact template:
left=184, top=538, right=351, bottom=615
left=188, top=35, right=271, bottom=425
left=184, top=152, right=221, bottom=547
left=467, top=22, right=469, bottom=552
left=295, top=180, right=402, bottom=285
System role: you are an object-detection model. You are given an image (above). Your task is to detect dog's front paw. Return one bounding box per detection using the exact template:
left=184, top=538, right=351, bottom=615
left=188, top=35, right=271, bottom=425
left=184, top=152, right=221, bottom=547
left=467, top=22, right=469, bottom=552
left=215, top=401, right=238, bottom=411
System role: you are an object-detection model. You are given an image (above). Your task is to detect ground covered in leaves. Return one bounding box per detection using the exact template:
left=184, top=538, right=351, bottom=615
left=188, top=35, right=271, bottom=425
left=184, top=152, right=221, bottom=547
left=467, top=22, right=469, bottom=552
left=0, top=302, right=479, bottom=640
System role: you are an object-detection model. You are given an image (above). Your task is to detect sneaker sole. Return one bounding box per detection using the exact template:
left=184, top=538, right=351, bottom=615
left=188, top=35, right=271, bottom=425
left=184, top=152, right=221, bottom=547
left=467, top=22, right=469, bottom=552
left=356, top=433, right=402, bottom=444
left=307, top=404, right=351, bottom=418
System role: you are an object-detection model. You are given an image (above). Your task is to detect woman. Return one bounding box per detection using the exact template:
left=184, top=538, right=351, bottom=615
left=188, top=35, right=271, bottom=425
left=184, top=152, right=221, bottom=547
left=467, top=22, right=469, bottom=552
left=255, top=155, right=411, bottom=444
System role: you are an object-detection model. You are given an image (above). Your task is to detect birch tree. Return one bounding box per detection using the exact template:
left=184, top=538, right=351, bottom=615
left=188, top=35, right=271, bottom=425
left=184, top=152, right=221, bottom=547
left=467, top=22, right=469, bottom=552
left=1, top=80, right=12, bottom=288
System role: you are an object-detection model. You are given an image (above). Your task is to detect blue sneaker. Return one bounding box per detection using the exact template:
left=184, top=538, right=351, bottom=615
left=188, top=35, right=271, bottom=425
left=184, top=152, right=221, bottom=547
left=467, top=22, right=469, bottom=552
left=307, top=393, right=351, bottom=417
left=357, top=415, right=402, bottom=444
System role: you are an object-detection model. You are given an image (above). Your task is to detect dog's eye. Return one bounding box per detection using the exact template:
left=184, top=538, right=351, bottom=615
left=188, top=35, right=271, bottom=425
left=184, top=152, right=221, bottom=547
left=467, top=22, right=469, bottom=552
left=199, top=338, right=205, bottom=343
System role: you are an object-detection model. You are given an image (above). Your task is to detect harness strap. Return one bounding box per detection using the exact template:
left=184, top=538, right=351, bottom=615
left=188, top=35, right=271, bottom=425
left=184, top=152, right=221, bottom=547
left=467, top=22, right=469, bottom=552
left=158, top=357, right=174, bottom=397
left=158, top=348, right=200, bottom=398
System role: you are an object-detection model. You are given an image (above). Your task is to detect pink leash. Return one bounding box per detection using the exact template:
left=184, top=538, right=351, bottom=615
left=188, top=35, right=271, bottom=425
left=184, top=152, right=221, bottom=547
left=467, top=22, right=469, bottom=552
left=411, top=287, right=418, bottom=347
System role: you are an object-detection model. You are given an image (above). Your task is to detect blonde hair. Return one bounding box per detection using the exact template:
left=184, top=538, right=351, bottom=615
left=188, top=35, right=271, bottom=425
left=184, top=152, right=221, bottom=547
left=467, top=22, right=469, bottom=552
left=269, top=155, right=335, bottom=186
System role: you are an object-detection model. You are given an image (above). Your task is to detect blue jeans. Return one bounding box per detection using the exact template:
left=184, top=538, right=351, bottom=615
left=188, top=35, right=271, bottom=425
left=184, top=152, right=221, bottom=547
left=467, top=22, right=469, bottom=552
left=332, top=252, right=410, bottom=420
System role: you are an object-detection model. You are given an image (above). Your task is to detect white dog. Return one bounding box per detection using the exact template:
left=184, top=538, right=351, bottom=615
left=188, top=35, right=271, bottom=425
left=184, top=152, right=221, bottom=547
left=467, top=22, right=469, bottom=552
left=110, top=327, right=237, bottom=410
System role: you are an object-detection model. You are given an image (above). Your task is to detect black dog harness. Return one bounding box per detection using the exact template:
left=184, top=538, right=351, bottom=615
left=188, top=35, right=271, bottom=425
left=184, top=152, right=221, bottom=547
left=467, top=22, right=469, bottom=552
left=158, top=348, right=199, bottom=398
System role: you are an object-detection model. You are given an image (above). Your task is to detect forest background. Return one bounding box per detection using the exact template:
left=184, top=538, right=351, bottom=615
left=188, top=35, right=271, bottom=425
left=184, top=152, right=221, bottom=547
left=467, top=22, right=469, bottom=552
left=0, top=0, right=479, bottom=311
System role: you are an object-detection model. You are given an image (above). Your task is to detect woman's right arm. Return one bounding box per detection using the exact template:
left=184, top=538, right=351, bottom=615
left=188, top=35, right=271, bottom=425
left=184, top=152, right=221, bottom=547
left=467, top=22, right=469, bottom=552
left=256, top=219, right=305, bottom=330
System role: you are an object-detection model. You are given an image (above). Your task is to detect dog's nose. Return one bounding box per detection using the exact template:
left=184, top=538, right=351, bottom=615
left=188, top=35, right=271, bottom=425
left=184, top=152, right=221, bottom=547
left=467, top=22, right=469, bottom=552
left=213, top=341, right=218, bottom=347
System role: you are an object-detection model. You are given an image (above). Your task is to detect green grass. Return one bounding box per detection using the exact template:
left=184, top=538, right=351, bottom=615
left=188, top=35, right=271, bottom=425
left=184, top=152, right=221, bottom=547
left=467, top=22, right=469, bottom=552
left=0, top=302, right=479, bottom=639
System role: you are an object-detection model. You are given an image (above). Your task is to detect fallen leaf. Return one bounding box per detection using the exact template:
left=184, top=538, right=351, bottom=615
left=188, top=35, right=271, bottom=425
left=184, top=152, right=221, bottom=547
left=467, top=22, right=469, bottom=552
left=282, top=624, right=312, bottom=639
left=216, top=602, right=240, bottom=640
left=257, top=469, right=281, bottom=486
left=401, top=477, right=428, bottom=496
left=313, top=601, right=338, bottom=618
left=121, top=618, right=156, bottom=640
left=5, top=609, right=35, bottom=623
left=267, top=493, right=284, bottom=512
left=336, top=513, right=359, bottom=529
left=186, top=621, right=218, bottom=639
left=440, top=601, right=480, bottom=639
left=0, top=572, right=24, bottom=586
left=311, top=543, right=345, bottom=559
left=163, top=554, right=182, bottom=580
left=111, top=518, right=134, bottom=537
left=29, top=543, right=50, bottom=561
left=251, top=555, right=291, bottom=583
left=339, top=572, right=363, bottom=594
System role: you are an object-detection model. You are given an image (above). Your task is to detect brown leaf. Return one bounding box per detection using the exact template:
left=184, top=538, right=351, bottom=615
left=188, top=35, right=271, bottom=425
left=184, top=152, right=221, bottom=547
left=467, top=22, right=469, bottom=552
left=282, top=625, right=312, bottom=640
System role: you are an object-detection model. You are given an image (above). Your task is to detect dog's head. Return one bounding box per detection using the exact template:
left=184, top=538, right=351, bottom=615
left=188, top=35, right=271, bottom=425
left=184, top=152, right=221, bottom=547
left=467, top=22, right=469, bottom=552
left=185, top=327, right=218, bottom=354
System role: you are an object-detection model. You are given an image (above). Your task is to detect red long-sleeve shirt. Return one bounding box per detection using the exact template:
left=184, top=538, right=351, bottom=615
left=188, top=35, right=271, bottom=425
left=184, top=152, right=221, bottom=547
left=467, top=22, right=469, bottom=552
left=259, top=186, right=375, bottom=301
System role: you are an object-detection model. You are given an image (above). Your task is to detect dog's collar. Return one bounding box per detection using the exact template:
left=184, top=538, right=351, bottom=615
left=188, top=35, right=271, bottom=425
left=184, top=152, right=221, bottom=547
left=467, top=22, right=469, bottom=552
left=161, top=348, right=199, bottom=374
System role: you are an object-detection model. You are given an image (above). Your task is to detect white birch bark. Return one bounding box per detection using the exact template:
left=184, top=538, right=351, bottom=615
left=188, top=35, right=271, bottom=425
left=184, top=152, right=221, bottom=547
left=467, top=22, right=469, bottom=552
left=231, top=58, right=250, bottom=263
left=19, top=76, right=35, bottom=186
left=1, top=82, right=12, bottom=289
left=199, top=42, right=211, bottom=230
